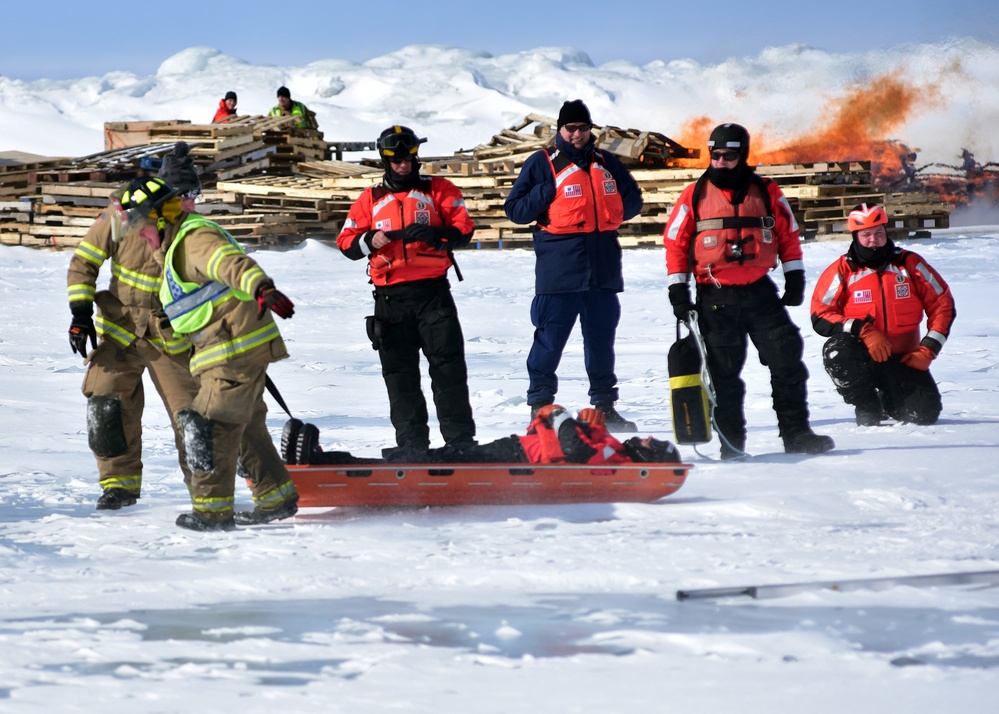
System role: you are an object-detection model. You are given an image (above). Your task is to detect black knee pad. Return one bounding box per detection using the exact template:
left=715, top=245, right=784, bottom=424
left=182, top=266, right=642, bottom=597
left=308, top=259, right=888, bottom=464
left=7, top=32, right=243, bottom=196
left=87, top=396, right=128, bottom=458
left=177, top=408, right=214, bottom=472
left=822, top=333, right=870, bottom=388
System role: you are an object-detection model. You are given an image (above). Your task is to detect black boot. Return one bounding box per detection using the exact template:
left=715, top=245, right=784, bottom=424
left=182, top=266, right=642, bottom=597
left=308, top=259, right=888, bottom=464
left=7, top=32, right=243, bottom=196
left=855, top=403, right=884, bottom=426
left=96, top=487, right=138, bottom=510
left=435, top=439, right=479, bottom=462
left=783, top=429, right=835, bottom=454
left=233, top=497, right=299, bottom=526
left=175, top=512, right=236, bottom=532
left=595, top=402, right=638, bottom=433
left=720, top=441, right=748, bottom=461
left=281, top=418, right=304, bottom=464
left=381, top=444, right=430, bottom=462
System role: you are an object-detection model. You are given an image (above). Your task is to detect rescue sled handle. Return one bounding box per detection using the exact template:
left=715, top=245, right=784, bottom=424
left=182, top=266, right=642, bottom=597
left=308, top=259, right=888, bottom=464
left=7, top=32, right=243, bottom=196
left=676, top=569, right=999, bottom=601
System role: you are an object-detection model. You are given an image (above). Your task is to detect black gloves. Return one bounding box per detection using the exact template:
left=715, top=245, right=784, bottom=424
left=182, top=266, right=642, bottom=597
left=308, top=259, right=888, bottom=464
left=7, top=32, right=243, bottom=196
left=69, top=303, right=97, bottom=357
left=781, top=270, right=806, bottom=306
left=255, top=281, right=295, bottom=319
left=404, top=224, right=462, bottom=250
left=668, top=283, right=695, bottom=323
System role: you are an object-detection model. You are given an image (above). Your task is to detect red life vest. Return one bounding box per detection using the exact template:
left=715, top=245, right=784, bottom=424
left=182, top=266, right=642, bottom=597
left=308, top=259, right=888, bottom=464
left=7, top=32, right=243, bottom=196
left=366, top=181, right=454, bottom=286
left=543, top=147, right=625, bottom=234
left=691, top=176, right=779, bottom=281
left=517, top=417, right=630, bottom=465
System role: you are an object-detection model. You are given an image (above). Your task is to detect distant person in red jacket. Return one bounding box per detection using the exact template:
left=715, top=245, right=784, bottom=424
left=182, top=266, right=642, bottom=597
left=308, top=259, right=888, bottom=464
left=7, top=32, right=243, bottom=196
left=284, top=406, right=681, bottom=466
left=811, top=203, right=956, bottom=425
left=212, top=91, right=237, bottom=124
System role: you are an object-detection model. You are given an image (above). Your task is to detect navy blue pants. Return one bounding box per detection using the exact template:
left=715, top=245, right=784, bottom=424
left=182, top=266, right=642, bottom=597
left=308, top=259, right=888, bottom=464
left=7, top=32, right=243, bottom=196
left=526, top=289, right=621, bottom=407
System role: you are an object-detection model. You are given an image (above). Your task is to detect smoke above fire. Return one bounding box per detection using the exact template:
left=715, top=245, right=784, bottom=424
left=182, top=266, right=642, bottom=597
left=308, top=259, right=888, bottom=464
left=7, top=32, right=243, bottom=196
left=675, top=72, right=940, bottom=183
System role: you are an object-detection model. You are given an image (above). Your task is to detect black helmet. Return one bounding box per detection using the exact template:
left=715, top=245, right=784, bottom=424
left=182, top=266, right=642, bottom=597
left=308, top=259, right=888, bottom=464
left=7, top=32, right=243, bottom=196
left=708, top=123, right=750, bottom=159
left=377, top=125, right=427, bottom=163
left=623, top=436, right=681, bottom=464
left=120, top=177, right=179, bottom=216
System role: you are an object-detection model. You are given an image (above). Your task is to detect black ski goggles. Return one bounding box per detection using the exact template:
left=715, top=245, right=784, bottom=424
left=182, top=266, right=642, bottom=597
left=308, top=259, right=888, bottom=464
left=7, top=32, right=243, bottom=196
left=379, top=133, right=425, bottom=160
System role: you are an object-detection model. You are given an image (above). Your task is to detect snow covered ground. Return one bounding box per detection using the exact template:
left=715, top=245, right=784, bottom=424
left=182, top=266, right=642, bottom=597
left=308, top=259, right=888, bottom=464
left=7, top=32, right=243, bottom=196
left=2, top=33, right=999, bottom=714
left=1, top=227, right=998, bottom=712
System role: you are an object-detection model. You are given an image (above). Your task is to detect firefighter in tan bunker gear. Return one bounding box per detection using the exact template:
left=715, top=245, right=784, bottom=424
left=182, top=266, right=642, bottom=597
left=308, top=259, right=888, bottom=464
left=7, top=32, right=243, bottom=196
left=119, top=176, right=299, bottom=531
left=67, top=176, right=196, bottom=511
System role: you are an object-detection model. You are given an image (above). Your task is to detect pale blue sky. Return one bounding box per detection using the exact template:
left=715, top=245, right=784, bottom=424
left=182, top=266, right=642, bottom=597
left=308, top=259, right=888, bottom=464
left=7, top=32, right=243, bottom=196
left=4, top=0, right=996, bottom=80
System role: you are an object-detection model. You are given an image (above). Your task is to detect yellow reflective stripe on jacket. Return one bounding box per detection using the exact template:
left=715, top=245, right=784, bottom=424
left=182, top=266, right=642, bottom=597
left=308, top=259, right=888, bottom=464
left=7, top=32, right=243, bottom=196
left=96, top=314, right=137, bottom=348
left=192, top=494, right=235, bottom=515
left=68, top=283, right=97, bottom=302
left=148, top=332, right=192, bottom=356
left=252, top=480, right=298, bottom=509
left=189, top=322, right=281, bottom=373
left=73, top=240, right=108, bottom=267
left=239, top=265, right=266, bottom=296
left=111, top=261, right=162, bottom=294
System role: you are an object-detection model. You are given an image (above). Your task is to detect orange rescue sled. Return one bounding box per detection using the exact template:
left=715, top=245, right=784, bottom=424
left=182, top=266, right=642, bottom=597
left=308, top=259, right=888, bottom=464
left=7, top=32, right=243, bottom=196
left=288, top=461, right=693, bottom=508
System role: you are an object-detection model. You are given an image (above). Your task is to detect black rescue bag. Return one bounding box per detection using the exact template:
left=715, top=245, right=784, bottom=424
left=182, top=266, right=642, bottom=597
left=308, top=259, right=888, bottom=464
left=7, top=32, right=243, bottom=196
left=668, top=320, right=712, bottom=445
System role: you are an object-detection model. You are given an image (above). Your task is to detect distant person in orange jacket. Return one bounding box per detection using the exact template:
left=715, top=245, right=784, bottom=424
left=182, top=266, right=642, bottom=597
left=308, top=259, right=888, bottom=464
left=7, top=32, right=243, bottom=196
left=811, top=203, right=956, bottom=425
left=285, top=406, right=681, bottom=466
left=212, top=91, right=237, bottom=124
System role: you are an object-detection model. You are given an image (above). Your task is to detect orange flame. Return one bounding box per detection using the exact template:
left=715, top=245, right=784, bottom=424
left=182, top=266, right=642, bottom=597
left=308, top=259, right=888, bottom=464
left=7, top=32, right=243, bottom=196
left=671, top=72, right=939, bottom=187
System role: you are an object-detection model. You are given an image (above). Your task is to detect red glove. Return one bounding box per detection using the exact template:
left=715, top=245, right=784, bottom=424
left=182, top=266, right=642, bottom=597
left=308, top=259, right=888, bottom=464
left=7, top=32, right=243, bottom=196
left=900, top=345, right=936, bottom=371
left=533, top=404, right=566, bottom=425
left=255, top=281, right=295, bottom=319
left=860, top=324, right=892, bottom=363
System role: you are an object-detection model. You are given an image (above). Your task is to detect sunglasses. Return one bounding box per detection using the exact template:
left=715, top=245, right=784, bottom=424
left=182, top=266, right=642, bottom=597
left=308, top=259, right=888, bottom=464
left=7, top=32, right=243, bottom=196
left=563, top=123, right=591, bottom=134
left=710, top=150, right=740, bottom=161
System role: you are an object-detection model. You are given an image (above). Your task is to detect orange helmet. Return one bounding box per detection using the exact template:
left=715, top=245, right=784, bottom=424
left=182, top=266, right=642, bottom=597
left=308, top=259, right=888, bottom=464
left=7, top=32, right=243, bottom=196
left=847, top=203, right=888, bottom=232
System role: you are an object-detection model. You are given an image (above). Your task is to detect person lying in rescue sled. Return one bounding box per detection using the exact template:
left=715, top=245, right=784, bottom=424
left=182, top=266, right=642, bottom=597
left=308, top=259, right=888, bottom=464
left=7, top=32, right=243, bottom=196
left=283, top=406, right=681, bottom=466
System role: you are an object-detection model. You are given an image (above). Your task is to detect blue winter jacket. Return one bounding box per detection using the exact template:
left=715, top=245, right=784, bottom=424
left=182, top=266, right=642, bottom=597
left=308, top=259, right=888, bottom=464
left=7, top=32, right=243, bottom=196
left=504, top=133, right=643, bottom=294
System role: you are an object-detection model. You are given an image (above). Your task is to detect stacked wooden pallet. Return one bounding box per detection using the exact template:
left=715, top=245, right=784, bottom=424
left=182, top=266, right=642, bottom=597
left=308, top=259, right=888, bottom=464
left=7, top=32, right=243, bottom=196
left=0, top=114, right=953, bottom=248
left=0, top=116, right=334, bottom=247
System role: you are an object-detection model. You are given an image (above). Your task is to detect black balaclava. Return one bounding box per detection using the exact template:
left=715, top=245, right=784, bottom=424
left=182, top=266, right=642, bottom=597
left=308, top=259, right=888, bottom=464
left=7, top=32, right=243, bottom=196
left=706, top=122, right=752, bottom=190
left=850, top=235, right=896, bottom=268
left=382, top=158, right=421, bottom=192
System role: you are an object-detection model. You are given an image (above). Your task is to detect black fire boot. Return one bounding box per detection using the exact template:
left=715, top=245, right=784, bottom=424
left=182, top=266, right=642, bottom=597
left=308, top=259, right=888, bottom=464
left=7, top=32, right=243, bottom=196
left=96, top=487, right=139, bottom=510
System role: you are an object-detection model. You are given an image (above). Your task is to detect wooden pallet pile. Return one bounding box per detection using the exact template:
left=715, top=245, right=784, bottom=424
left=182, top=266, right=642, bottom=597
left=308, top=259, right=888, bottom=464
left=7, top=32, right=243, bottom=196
left=0, top=116, right=334, bottom=247
left=0, top=114, right=953, bottom=249
left=453, top=113, right=699, bottom=168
